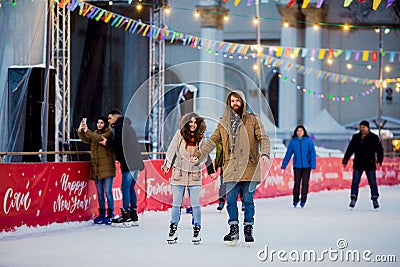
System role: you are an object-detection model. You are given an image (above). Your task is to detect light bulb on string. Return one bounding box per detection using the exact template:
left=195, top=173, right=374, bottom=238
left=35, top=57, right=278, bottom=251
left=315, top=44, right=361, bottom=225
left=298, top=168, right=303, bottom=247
left=313, top=23, right=319, bottom=31
left=367, top=64, right=372, bottom=70
left=343, top=23, right=350, bottom=31
left=164, top=6, right=171, bottom=15
left=346, top=63, right=352, bottom=69
left=194, top=10, right=200, bottom=18
left=12, top=0, right=16, bottom=6
left=223, top=14, right=229, bottom=22
left=283, top=20, right=289, bottom=28
left=136, top=3, right=143, bottom=11
left=385, top=66, right=391, bottom=72
left=327, top=59, right=333, bottom=65
left=108, top=0, right=113, bottom=6
left=253, top=16, right=259, bottom=25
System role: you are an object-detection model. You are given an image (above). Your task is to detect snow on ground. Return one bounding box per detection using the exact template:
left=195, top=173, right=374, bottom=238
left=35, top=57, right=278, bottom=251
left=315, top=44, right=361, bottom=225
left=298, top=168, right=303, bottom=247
left=0, top=186, right=399, bottom=267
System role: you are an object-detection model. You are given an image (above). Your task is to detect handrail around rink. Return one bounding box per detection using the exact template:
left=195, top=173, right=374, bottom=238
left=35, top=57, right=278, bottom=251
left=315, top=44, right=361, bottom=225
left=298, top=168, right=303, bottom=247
left=0, top=151, right=398, bottom=163
left=0, top=151, right=166, bottom=163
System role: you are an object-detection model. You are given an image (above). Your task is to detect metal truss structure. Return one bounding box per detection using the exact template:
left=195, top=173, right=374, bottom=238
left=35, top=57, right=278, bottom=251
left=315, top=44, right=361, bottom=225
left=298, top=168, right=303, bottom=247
left=51, top=0, right=165, bottom=159
left=148, top=1, right=166, bottom=158
left=51, top=0, right=70, bottom=161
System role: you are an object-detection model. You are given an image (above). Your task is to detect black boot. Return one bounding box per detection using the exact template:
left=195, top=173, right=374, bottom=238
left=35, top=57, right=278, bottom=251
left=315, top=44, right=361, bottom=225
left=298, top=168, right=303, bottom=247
left=93, top=208, right=106, bottom=224
left=130, top=208, right=139, bottom=226
left=223, top=224, right=239, bottom=242
left=244, top=225, right=254, bottom=243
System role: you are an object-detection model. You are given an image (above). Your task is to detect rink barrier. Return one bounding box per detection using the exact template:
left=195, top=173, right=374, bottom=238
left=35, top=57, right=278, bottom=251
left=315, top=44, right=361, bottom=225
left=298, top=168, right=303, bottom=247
left=1, top=158, right=399, bottom=232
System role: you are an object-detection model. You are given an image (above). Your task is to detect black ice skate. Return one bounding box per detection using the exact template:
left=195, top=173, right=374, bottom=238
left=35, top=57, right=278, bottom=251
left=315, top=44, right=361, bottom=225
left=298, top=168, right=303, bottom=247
left=349, top=196, right=357, bottom=209
left=111, top=207, right=135, bottom=227
left=217, top=201, right=224, bottom=212
left=130, top=208, right=139, bottom=226
left=167, top=223, right=178, bottom=244
left=372, top=199, right=379, bottom=210
left=192, top=225, right=201, bottom=245
left=244, top=225, right=254, bottom=244
left=223, top=224, right=239, bottom=246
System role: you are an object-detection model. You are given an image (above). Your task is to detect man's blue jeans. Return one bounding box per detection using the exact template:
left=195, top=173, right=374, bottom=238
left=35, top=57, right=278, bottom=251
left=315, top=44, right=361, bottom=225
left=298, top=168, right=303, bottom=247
left=95, top=176, right=114, bottom=210
left=121, top=170, right=139, bottom=209
left=351, top=169, right=379, bottom=200
left=170, top=185, right=201, bottom=226
left=225, top=181, right=257, bottom=225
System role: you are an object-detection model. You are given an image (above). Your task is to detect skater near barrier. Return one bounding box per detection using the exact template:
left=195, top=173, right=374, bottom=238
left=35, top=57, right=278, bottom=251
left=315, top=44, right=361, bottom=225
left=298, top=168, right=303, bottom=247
left=162, top=112, right=214, bottom=244
left=78, top=116, right=116, bottom=225
left=281, top=125, right=316, bottom=208
left=191, top=91, right=270, bottom=245
left=99, top=109, right=144, bottom=227
left=342, top=120, right=384, bottom=209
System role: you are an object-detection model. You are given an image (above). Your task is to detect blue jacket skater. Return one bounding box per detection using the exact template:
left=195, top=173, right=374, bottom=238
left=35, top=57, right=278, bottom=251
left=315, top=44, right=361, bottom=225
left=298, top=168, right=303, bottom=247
left=281, top=136, right=316, bottom=169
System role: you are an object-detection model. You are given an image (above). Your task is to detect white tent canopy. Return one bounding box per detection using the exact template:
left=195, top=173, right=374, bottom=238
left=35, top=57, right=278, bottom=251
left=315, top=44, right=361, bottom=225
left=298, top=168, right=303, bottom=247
left=305, top=109, right=354, bottom=140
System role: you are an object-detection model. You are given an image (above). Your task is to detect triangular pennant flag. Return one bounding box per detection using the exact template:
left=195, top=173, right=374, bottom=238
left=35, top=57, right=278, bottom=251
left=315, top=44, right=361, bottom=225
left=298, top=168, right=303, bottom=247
left=234, top=0, right=241, bottom=6
left=276, top=47, right=283, bottom=57
left=333, top=49, right=343, bottom=57
left=387, top=0, right=395, bottom=8
left=316, top=0, right=325, bottom=8
left=372, top=0, right=382, bottom=10
left=345, top=50, right=351, bottom=60
left=302, top=0, right=310, bottom=8
left=344, top=0, right=353, bottom=7
left=288, top=0, right=296, bottom=8
left=362, top=51, right=369, bottom=61
left=247, top=0, right=254, bottom=6
left=318, top=49, right=326, bottom=59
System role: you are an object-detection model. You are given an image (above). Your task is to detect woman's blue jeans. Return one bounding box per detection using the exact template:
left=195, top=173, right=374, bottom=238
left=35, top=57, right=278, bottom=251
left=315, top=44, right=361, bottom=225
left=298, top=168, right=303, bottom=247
left=225, top=181, right=256, bottom=225
left=170, top=185, right=201, bottom=226
left=95, top=176, right=114, bottom=210
left=121, top=170, right=139, bottom=209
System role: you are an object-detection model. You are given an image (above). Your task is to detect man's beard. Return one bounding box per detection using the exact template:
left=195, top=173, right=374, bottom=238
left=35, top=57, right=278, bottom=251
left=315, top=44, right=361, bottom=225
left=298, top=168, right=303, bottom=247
left=232, top=105, right=243, bottom=114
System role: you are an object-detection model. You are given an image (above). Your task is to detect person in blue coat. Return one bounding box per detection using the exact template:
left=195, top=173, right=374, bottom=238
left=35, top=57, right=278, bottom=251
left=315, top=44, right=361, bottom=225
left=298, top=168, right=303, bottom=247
left=281, top=125, right=316, bottom=208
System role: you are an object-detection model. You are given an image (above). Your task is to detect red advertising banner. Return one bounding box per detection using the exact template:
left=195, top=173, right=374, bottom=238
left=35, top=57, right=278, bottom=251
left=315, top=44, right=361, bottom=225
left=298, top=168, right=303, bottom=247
left=1, top=158, right=399, bottom=232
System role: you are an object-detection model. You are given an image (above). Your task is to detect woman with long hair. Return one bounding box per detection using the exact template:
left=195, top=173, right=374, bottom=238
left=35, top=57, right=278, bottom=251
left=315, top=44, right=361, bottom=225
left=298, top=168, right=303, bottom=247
left=162, top=112, right=209, bottom=244
left=78, top=116, right=116, bottom=224
left=281, top=125, right=316, bottom=208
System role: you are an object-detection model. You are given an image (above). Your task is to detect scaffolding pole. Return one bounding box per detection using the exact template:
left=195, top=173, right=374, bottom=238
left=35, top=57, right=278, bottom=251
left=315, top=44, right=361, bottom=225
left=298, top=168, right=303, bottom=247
left=52, top=0, right=71, bottom=161
left=148, top=1, right=166, bottom=158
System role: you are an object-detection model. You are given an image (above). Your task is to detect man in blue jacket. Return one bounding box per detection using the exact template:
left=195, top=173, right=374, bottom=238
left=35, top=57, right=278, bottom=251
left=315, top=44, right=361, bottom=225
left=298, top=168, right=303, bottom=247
left=342, top=120, right=384, bottom=209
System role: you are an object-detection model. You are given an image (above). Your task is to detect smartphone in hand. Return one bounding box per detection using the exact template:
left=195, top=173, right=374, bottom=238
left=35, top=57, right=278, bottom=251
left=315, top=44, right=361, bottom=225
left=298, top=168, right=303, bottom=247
left=82, top=118, right=87, bottom=123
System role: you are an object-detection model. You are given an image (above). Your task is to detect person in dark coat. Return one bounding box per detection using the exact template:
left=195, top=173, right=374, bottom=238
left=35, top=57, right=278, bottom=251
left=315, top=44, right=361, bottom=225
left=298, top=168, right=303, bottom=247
left=342, top=120, right=384, bottom=209
left=78, top=116, right=116, bottom=225
left=99, top=109, right=144, bottom=227
left=281, top=125, right=316, bottom=208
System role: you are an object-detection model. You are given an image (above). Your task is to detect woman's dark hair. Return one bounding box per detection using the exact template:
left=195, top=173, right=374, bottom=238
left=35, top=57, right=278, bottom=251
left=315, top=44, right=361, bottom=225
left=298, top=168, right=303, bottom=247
left=292, top=125, right=309, bottom=138
left=96, top=116, right=109, bottom=134
left=181, top=113, right=205, bottom=144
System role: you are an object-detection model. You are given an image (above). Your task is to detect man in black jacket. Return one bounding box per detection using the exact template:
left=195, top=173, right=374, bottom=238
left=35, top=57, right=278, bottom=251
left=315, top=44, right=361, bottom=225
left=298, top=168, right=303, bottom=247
left=342, top=120, right=384, bottom=209
left=100, top=109, right=144, bottom=226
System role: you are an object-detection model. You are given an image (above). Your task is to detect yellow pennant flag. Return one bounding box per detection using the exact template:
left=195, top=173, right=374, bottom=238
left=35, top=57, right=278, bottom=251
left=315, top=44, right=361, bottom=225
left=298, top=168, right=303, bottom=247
left=343, top=0, right=353, bottom=7
left=318, top=49, right=326, bottom=59
left=362, top=51, right=369, bottom=61
left=372, top=0, right=382, bottom=10
left=302, top=0, right=311, bottom=8
left=234, top=0, right=241, bottom=6
left=276, top=47, right=283, bottom=57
